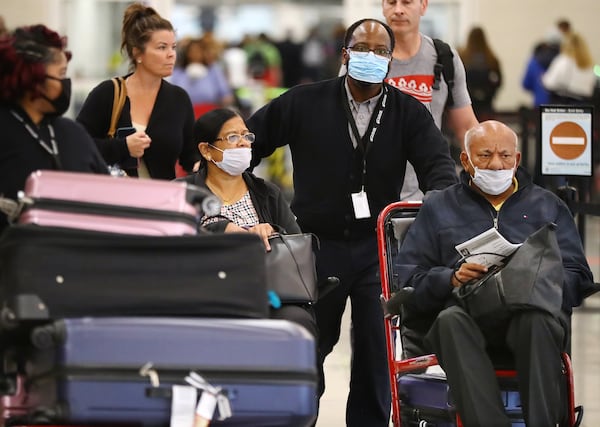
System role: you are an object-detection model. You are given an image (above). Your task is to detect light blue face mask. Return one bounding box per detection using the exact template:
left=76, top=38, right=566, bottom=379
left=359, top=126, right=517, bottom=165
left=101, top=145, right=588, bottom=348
left=347, top=50, right=390, bottom=84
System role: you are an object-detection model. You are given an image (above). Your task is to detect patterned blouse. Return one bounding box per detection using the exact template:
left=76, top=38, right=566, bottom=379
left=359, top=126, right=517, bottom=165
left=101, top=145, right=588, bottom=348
left=202, top=191, right=260, bottom=229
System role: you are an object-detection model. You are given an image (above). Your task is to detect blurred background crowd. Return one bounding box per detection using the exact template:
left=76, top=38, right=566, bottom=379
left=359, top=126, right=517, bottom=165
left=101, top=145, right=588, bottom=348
left=2, top=0, right=600, bottom=200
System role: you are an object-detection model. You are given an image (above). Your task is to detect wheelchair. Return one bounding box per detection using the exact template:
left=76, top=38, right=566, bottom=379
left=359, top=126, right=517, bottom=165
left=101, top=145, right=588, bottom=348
left=376, top=201, right=584, bottom=427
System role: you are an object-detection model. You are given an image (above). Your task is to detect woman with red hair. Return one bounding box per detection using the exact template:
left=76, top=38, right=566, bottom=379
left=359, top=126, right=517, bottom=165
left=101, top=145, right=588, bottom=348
left=0, top=24, right=107, bottom=231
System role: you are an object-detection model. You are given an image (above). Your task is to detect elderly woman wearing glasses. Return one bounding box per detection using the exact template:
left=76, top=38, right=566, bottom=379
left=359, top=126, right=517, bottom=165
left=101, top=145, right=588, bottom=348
left=180, top=108, right=317, bottom=340
left=180, top=108, right=299, bottom=250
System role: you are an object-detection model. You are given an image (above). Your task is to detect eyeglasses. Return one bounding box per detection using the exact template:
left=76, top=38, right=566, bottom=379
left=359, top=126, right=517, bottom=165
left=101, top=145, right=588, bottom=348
left=214, top=133, right=256, bottom=145
left=346, top=45, right=392, bottom=59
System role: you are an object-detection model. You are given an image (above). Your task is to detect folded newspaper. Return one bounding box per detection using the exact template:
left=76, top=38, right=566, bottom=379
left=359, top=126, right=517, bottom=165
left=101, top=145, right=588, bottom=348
left=455, top=227, right=522, bottom=268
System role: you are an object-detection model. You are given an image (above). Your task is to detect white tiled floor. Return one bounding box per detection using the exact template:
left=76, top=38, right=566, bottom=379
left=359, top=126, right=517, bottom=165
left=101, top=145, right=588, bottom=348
left=316, top=216, right=600, bottom=427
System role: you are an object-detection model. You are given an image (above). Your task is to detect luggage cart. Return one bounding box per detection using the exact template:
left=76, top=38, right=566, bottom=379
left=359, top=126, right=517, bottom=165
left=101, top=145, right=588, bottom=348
left=376, top=201, right=583, bottom=427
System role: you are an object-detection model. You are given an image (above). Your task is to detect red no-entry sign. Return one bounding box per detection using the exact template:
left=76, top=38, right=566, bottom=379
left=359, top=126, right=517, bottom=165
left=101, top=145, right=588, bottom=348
left=540, top=105, right=593, bottom=176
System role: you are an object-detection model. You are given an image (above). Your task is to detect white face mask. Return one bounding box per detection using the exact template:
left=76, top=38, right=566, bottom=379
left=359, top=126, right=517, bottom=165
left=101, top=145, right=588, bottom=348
left=210, top=146, right=252, bottom=176
left=186, top=63, right=207, bottom=79
left=468, top=158, right=515, bottom=196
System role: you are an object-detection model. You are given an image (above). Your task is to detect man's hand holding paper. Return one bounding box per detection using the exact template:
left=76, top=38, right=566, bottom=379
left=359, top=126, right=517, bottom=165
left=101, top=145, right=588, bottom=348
left=454, top=227, right=522, bottom=268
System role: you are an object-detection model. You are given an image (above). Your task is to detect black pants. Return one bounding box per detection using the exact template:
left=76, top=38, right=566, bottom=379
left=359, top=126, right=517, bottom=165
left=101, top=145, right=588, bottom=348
left=314, top=237, right=390, bottom=427
left=270, top=304, right=318, bottom=339
left=425, top=305, right=566, bottom=427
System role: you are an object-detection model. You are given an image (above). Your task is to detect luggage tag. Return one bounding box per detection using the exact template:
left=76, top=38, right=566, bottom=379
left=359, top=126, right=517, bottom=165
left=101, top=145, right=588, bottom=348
left=351, top=188, right=371, bottom=219
left=195, top=392, right=217, bottom=426
left=185, top=372, right=233, bottom=423
left=170, top=385, right=198, bottom=427
left=140, top=363, right=200, bottom=427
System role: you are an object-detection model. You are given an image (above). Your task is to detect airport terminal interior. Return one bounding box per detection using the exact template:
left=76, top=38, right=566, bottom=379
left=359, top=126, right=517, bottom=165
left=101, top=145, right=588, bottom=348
left=2, top=0, right=600, bottom=425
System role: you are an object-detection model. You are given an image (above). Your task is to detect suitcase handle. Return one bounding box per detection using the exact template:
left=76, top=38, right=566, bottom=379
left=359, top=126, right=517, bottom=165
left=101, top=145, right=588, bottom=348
left=146, top=386, right=173, bottom=399
left=1, top=295, right=50, bottom=329
left=185, top=184, right=221, bottom=217
left=145, top=386, right=230, bottom=400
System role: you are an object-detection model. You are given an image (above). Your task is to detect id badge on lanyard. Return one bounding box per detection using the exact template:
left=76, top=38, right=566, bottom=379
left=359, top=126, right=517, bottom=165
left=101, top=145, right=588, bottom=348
left=342, top=84, right=387, bottom=220
left=351, top=188, right=371, bottom=219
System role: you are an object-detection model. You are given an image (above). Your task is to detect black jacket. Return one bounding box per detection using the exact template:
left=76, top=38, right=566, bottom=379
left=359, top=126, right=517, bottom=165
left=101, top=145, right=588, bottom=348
left=247, top=76, right=458, bottom=240
left=77, top=76, right=200, bottom=180
left=0, top=104, right=108, bottom=231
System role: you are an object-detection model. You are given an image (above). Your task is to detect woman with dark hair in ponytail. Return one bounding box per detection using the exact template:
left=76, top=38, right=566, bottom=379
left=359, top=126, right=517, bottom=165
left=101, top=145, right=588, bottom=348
left=77, top=2, right=200, bottom=179
left=0, top=24, right=107, bottom=231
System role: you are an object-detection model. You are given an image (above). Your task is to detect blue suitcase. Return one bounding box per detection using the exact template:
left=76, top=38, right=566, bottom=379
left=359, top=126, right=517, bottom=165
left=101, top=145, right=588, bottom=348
left=17, top=317, right=317, bottom=426
left=398, top=373, right=524, bottom=426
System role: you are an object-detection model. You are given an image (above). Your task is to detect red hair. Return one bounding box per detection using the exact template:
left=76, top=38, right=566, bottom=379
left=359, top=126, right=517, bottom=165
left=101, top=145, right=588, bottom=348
left=0, top=24, right=71, bottom=103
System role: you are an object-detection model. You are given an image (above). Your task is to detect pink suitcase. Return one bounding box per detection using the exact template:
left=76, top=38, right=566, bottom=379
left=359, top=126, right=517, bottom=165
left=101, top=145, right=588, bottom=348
left=1, top=375, right=29, bottom=422
left=17, top=170, right=220, bottom=236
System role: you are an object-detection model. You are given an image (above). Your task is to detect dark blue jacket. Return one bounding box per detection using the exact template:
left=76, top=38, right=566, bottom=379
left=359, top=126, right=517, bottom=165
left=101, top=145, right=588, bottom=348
left=398, top=167, right=594, bottom=315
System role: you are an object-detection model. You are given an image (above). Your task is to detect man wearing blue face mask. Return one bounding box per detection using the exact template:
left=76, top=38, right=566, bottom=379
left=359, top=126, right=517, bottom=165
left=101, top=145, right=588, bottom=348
left=247, top=18, right=458, bottom=427
left=396, top=120, right=595, bottom=426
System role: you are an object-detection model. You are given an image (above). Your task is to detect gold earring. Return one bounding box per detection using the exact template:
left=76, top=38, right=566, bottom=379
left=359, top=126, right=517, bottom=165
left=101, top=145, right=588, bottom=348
left=137, top=59, right=142, bottom=64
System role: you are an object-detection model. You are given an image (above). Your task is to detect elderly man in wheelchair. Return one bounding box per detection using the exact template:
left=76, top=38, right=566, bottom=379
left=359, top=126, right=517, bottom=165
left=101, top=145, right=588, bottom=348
left=391, top=121, right=596, bottom=426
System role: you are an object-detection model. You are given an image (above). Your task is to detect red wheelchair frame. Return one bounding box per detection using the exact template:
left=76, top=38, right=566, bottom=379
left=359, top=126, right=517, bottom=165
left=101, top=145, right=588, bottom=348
left=376, top=201, right=581, bottom=427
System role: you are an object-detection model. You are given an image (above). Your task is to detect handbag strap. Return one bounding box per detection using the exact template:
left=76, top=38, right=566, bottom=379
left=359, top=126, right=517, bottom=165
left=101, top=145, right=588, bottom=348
left=108, top=77, right=127, bottom=138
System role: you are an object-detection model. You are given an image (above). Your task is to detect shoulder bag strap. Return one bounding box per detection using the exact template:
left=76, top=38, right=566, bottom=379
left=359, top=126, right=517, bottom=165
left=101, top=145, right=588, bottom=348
left=108, top=77, right=127, bottom=138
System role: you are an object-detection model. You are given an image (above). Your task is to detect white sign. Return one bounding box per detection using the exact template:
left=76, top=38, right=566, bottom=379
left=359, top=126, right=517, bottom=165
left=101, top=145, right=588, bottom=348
left=540, top=105, right=593, bottom=176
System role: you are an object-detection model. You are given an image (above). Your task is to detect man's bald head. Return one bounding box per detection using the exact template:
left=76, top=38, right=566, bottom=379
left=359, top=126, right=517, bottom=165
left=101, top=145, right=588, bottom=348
left=464, top=120, right=518, bottom=157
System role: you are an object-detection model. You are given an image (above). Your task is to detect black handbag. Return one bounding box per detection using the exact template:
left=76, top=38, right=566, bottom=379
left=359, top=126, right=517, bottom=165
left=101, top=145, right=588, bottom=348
left=265, top=233, right=318, bottom=304
left=455, top=223, right=564, bottom=320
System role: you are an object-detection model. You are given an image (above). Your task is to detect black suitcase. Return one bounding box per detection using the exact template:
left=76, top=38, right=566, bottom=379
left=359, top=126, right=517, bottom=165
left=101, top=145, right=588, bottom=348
left=0, top=225, right=269, bottom=322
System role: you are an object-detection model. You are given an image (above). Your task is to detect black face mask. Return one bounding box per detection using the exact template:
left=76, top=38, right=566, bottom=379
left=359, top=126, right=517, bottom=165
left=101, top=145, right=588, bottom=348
left=42, top=76, right=72, bottom=117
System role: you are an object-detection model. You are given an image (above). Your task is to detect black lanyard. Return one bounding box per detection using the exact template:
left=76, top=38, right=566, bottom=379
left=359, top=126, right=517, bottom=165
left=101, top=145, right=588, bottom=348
left=11, top=110, right=63, bottom=170
left=341, top=83, right=388, bottom=190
